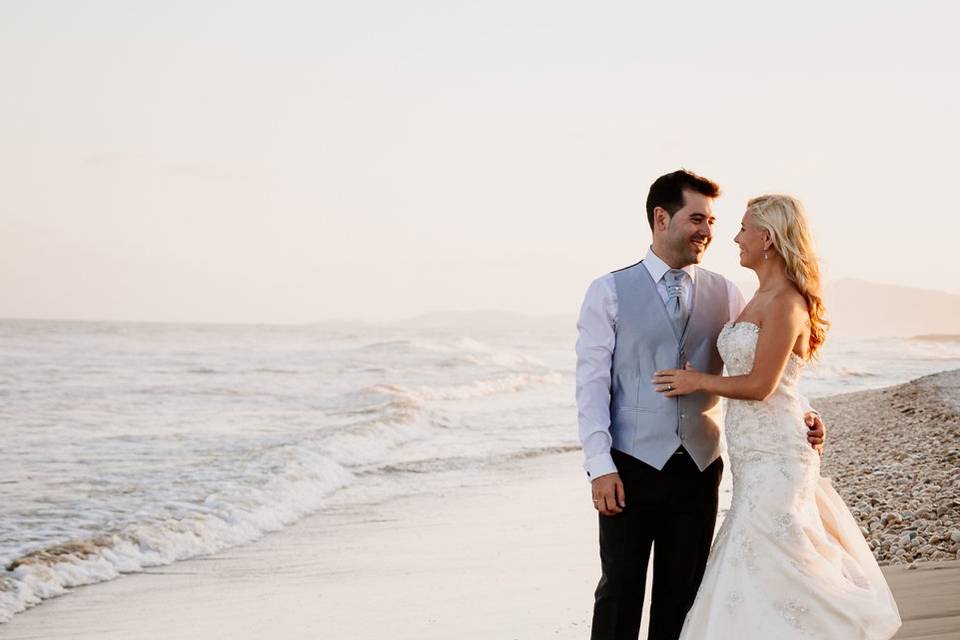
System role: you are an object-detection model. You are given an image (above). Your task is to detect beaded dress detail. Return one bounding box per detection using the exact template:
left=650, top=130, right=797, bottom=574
left=679, top=321, right=901, bottom=640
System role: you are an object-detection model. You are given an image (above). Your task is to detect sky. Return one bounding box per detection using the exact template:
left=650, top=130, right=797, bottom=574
left=1, top=1, right=958, bottom=323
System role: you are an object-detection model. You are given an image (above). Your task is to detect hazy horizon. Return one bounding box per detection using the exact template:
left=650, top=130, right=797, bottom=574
left=3, top=276, right=959, bottom=338
left=2, top=2, right=959, bottom=324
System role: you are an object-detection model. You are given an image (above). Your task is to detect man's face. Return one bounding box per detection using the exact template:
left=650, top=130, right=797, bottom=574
left=658, top=190, right=715, bottom=267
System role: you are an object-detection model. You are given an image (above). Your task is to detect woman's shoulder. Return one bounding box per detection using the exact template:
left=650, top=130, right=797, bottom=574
left=766, top=286, right=808, bottom=322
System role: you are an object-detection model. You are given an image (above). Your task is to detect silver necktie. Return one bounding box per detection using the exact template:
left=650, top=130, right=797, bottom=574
left=664, top=269, right=688, bottom=337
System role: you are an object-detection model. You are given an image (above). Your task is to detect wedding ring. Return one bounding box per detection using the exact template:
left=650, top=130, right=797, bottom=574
left=668, top=385, right=673, bottom=391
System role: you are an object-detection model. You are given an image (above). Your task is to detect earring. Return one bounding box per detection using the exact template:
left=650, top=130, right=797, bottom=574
left=764, top=250, right=768, bottom=261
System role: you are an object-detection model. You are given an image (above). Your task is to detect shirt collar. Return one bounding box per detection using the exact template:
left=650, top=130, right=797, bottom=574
left=643, top=246, right=697, bottom=284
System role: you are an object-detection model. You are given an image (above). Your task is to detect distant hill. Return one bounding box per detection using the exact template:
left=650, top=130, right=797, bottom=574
left=826, top=279, right=960, bottom=337
left=705, top=278, right=960, bottom=338
left=912, top=334, right=960, bottom=342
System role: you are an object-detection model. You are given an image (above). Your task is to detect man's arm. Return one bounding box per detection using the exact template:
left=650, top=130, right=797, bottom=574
left=575, top=275, right=618, bottom=481
left=576, top=274, right=627, bottom=516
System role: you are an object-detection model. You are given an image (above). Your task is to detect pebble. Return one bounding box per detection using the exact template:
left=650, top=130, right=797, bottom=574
left=818, top=370, right=960, bottom=566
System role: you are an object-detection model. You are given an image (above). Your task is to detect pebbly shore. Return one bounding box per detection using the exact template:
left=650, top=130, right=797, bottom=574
left=817, top=368, right=960, bottom=567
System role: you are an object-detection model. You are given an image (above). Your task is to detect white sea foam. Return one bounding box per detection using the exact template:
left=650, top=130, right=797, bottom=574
left=0, top=452, right=352, bottom=623
left=320, top=413, right=440, bottom=467
left=371, top=372, right=563, bottom=402
left=357, top=336, right=544, bottom=368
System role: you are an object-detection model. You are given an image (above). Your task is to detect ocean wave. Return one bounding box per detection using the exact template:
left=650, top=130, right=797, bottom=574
left=311, top=372, right=566, bottom=470
left=160, top=367, right=303, bottom=376
left=443, top=351, right=544, bottom=368
left=805, top=364, right=878, bottom=379
left=325, top=384, right=427, bottom=427
left=328, top=371, right=562, bottom=422
left=330, top=401, right=419, bottom=419
left=361, top=373, right=561, bottom=403
left=0, top=450, right=352, bottom=624
left=357, top=338, right=456, bottom=354
left=319, top=413, right=440, bottom=467
left=357, top=337, right=544, bottom=369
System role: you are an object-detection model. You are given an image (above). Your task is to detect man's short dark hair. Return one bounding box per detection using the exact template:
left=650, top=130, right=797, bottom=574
left=645, top=169, right=721, bottom=230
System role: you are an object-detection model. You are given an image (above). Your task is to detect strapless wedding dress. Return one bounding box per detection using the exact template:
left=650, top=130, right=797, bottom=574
left=679, top=321, right=901, bottom=640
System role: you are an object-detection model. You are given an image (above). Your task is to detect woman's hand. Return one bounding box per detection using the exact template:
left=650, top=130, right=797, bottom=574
left=652, top=362, right=703, bottom=397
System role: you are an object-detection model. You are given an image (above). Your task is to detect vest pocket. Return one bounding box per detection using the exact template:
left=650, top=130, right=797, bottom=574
left=612, top=406, right=657, bottom=431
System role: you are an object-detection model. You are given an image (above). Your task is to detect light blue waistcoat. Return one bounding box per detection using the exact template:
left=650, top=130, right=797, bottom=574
left=610, top=260, right=728, bottom=471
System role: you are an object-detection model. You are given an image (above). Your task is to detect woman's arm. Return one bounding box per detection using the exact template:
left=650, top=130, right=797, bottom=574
left=653, top=295, right=807, bottom=401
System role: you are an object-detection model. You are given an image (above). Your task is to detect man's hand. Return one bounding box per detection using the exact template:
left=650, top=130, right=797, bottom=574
left=591, top=472, right=625, bottom=516
left=804, top=411, right=825, bottom=456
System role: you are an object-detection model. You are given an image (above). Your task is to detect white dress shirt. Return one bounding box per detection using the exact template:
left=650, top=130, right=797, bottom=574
left=575, top=246, right=814, bottom=480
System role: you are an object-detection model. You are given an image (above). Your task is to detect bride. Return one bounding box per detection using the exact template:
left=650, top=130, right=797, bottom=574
left=652, top=195, right=902, bottom=639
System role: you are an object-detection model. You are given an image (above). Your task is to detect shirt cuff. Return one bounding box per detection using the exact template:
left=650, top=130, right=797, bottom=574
left=583, top=452, right=618, bottom=481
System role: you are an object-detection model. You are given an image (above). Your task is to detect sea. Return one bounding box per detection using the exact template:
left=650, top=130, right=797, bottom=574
left=2, top=317, right=959, bottom=623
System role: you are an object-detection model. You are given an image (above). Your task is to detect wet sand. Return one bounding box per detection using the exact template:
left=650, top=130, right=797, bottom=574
left=884, top=560, right=960, bottom=639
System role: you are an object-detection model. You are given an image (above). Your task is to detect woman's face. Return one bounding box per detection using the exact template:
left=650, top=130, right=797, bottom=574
left=733, top=212, right=768, bottom=269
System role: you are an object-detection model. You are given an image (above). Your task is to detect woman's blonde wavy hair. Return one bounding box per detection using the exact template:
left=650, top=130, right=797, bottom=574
left=746, top=194, right=829, bottom=358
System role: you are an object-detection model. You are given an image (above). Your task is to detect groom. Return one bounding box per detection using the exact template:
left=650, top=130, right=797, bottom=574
left=575, top=169, right=825, bottom=640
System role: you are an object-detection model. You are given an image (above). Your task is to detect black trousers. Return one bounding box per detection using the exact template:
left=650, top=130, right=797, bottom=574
left=590, top=448, right=723, bottom=640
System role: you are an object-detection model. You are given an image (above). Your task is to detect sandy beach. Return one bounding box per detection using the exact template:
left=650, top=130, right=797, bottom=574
left=4, top=371, right=960, bottom=639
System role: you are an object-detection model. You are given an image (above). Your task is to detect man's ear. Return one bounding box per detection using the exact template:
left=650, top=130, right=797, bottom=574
left=654, top=207, right=670, bottom=232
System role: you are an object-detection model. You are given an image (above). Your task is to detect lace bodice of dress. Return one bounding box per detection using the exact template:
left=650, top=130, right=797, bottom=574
left=717, top=321, right=804, bottom=389
left=716, top=321, right=811, bottom=458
